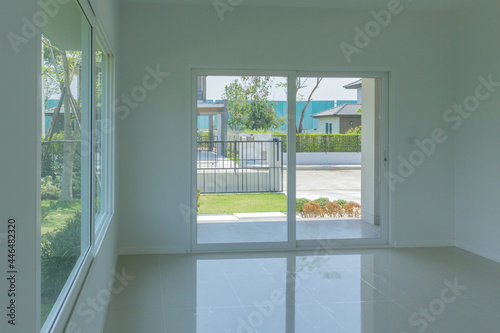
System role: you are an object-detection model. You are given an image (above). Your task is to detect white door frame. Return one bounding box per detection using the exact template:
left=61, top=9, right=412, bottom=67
left=189, top=68, right=391, bottom=253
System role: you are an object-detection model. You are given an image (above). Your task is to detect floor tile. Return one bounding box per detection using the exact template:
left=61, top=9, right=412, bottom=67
left=103, top=309, right=166, bottom=333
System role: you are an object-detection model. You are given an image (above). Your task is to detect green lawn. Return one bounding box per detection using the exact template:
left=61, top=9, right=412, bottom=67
left=41, top=199, right=81, bottom=235
left=41, top=302, right=55, bottom=327
left=198, top=193, right=287, bottom=214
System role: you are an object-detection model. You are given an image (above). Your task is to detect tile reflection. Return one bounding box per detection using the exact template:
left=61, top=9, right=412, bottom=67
left=105, top=249, right=500, bottom=333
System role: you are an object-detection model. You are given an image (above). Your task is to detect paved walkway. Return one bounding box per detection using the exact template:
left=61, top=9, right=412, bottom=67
left=197, top=213, right=380, bottom=244
left=289, top=168, right=361, bottom=203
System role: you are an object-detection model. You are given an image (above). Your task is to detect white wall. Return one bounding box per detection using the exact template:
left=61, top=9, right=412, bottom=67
left=454, top=0, right=500, bottom=262
left=0, top=1, right=41, bottom=331
left=117, top=4, right=457, bottom=253
left=318, top=117, right=340, bottom=134
left=283, top=153, right=361, bottom=165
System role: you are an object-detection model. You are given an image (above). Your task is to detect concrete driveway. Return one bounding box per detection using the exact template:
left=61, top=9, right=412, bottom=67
left=283, top=166, right=361, bottom=203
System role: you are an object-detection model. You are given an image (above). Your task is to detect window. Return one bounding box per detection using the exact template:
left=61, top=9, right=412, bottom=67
left=94, top=37, right=115, bottom=243
left=40, top=1, right=114, bottom=330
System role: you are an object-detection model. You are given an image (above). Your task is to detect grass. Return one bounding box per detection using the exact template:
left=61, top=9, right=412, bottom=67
left=198, top=193, right=287, bottom=214
left=41, top=302, right=55, bottom=327
left=41, top=199, right=81, bottom=235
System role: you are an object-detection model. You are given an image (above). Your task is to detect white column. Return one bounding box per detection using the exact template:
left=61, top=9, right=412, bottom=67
left=361, top=79, right=380, bottom=225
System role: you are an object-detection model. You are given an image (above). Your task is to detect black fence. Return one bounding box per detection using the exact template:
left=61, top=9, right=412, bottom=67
left=197, top=140, right=283, bottom=194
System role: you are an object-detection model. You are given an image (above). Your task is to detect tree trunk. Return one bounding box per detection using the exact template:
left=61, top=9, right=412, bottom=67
left=298, top=77, right=322, bottom=133
left=60, top=52, right=76, bottom=202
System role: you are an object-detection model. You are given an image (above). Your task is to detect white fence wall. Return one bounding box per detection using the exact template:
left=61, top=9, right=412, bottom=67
left=197, top=169, right=282, bottom=193
left=283, top=152, right=361, bottom=165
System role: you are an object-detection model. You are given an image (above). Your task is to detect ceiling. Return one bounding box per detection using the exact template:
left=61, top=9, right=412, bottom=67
left=119, top=0, right=481, bottom=12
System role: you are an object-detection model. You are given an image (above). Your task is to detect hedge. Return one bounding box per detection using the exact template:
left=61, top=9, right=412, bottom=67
left=270, top=133, right=361, bottom=153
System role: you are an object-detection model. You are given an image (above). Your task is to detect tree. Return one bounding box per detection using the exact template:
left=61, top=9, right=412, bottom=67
left=278, top=77, right=323, bottom=133
left=42, top=36, right=82, bottom=202
left=223, top=76, right=285, bottom=131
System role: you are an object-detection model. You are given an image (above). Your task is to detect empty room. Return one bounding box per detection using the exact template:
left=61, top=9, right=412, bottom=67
left=1, top=0, right=500, bottom=332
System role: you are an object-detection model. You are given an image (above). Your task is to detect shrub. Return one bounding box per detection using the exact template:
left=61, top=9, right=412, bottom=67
left=344, top=201, right=361, bottom=217
left=41, top=176, right=60, bottom=200
left=197, top=189, right=201, bottom=212
left=296, top=198, right=311, bottom=214
left=42, top=132, right=82, bottom=198
left=325, top=202, right=344, bottom=217
left=302, top=201, right=324, bottom=218
left=334, top=199, right=348, bottom=208
left=346, top=126, right=362, bottom=135
left=314, top=197, right=329, bottom=209
left=41, top=211, right=81, bottom=303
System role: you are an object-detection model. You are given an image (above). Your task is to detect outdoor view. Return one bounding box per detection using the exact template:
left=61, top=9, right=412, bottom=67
left=196, top=76, right=288, bottom=244
left=40, top=1, right=91, bottom=326
left=196, top=75, right=381, bottom=245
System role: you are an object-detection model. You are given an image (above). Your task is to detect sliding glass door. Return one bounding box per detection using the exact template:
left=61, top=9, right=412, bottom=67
left=294, top=76, right=383, bottom=245
left=191, top=70, right=389, bottom=251
left=194, top=74, right=289, bottom=247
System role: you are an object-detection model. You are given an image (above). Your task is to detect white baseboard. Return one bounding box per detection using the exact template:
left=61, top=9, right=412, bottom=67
left=455, top=241, right=500, bottom=264
left=393, top=240, right=456, bottom=248
left=118, top=246, right=187, bottom=255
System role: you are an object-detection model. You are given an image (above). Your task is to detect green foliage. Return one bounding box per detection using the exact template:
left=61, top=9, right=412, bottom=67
left=41, top=211, right=81, bottom=303
left=242, top=132, right=361, bottom=153
left=42, top=132, right=82, bottom=198
left=41, top=176, right=61, bottom=200
left=334, top=199, right=348, bottom=208
left=197, top=189, right=201, bottom=212
left=313, top=197, right=329, bottom=209
left=346, top=126, right=362, bottom=135
left=223, top=76, right=285, bottom=131
left=296, top=198, right=311, bottom=213
left=197, top=131, right=209, bottom=141
left=295, top=134, right=361, bottom=153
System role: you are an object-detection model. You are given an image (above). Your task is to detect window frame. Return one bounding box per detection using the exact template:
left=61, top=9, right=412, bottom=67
left=189, top=68, right=391, bottom=253
left=93, top=26, right=116, bottom=251
left=39, top=1, right=116, bottom=332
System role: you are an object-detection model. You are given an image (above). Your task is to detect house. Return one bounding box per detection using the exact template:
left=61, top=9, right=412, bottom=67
left=3, top=0, right=500, bottom=332
left=312, top=103, right=361, bottom=133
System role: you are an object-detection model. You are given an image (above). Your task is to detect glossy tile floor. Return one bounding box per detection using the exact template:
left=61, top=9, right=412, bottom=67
left=104, top=247, right=500, bottom=333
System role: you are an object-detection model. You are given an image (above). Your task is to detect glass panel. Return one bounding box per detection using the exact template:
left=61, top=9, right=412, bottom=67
left=95, top=42, right=105, bottom=218
left=41, top=0, right=91, bottom=327
left=196, top=76, right=288, bottom=244
left=294, top=77, right=381, bottom=241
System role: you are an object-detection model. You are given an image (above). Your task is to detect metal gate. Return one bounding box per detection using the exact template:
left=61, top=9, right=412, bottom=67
left=197, top=139, right=283, bottom=194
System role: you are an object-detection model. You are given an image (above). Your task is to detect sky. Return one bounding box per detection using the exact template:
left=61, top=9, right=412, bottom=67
left=206, top=76, right=360, bottom=102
